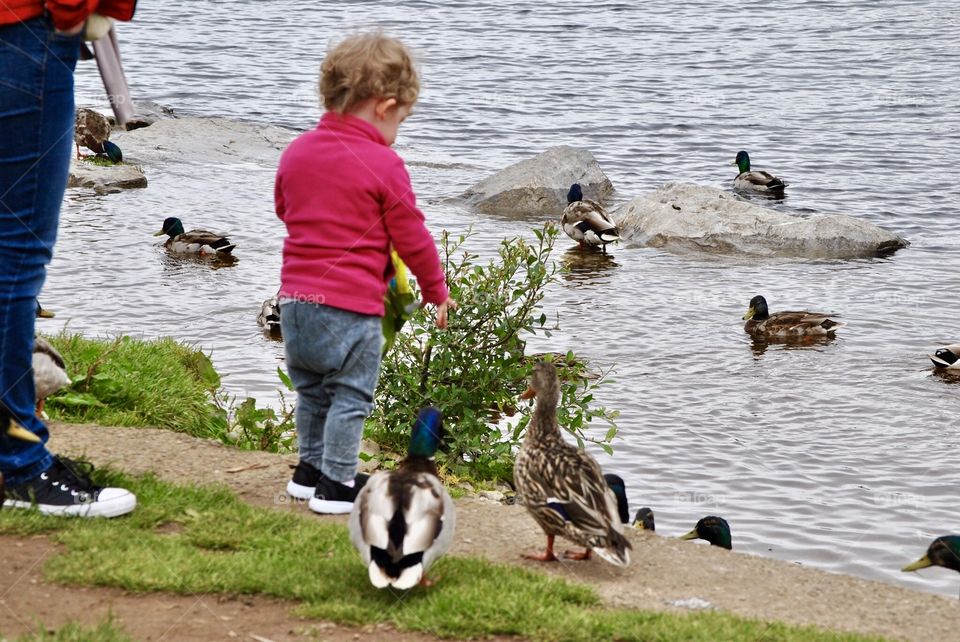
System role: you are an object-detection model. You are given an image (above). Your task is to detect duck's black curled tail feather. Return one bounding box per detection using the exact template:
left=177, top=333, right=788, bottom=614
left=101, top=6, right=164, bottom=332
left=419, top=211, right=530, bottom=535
left=596, top=527, right=632, bottom=567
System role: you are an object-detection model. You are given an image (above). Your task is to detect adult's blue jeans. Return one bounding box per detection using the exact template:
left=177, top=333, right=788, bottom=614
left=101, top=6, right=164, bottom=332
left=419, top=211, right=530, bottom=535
left=280, top=301, right=383, bottom=483
left=0, top=18, right=80, bottom=485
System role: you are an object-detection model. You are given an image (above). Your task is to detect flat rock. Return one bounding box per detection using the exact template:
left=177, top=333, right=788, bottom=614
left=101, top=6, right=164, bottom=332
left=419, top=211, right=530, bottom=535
left=615, top=183, right=909, bottom=258
left=462, top=145, right=613, bottom=217
left=68, top=157, right=147, bottom=193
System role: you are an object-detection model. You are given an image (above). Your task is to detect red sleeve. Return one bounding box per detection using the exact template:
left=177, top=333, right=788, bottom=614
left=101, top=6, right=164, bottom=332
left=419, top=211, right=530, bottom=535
left=46, top=0, right=136, bottom=30
left=45, top=0, right=95, bottom=30
left=381, top=158, right=449, bottom=305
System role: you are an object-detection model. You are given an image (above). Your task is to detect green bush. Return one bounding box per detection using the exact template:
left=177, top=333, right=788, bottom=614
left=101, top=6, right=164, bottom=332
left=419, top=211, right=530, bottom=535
left=370, top=224, right=618, bottom=482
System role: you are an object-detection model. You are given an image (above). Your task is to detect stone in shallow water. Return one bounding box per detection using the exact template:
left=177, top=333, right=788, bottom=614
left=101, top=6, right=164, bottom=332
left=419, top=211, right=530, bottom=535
left=615, top=183, right=909, bottom=259
left=68, top=157, right=147, bottom=193
left=462, top=145, right=614, bottom=217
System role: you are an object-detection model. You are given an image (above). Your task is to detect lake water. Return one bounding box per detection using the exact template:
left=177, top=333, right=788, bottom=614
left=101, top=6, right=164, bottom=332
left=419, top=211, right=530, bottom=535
left=51, top=0, right=960, bottom=597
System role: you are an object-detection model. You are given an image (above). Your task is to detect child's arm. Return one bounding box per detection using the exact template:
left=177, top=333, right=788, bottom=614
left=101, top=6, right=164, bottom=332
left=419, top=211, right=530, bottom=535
left=274, top=173, right=286, bottom=221
left=381, top=159, right=450, bottom=309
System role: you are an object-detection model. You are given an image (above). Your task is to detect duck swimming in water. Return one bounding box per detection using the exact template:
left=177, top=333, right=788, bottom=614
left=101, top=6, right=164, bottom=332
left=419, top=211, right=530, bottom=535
left=743, top=295, right=846, bottom=338
left=154, top=217, right=236, bottom=255
left=732, top=151, right=786, bottom=198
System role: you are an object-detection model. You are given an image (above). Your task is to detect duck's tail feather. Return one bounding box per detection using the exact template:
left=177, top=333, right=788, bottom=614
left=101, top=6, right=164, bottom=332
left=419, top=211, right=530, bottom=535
left=391, top=563, right=424, bottom=590
left=592, top=528, right=632, bottom=567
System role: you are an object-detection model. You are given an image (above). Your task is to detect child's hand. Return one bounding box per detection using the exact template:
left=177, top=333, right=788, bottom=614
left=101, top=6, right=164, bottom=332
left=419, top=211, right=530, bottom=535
left=435, top=297, right=457, bottom=329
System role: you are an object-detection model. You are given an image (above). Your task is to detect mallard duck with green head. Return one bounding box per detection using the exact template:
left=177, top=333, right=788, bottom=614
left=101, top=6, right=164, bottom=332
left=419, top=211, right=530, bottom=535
left=743, top=295, right=846, bottom=338
left=603, top=473, right=630, bottom=524
left=514, top=362, right=631, bottom=566
left=349, top=407, right=454, bottom=589
left=561, top=184, right=620, bottom=253
left=680, top=515, right=732, bottom=550
left=732, top=151, right=786, bottom=197
left=903, top=536, right=960, bottom=595
left=154, top=217, right=236, bottom=255
left=633, top=507, right=656, bottom=532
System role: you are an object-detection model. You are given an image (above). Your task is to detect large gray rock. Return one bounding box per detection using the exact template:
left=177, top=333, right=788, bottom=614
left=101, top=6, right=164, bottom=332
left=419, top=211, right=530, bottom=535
left=462, top=146, right=613, bottom=217
left=616, top=183, right=908, bottom=258
left=68, top=157, right=147, bottom=193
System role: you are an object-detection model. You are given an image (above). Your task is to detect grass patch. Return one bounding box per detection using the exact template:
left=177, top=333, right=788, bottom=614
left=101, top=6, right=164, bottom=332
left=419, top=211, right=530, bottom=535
left=0, top=472, right=887, bottom=642
left=43, top=332, right=227, bottom=439
left=3, top=618, right=132, bottom=642
left=79, top=155, right=120, bottom=167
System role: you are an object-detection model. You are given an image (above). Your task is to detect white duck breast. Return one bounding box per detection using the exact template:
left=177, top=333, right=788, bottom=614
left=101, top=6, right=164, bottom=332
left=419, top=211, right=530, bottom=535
left=33, top=337, right=70, bottom=400
left=349, top=468, right=455, bottom=590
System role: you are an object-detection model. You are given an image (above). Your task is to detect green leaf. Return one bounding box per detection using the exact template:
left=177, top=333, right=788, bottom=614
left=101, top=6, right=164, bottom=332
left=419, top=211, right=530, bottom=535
left=277, top=367, right=294, bottom=391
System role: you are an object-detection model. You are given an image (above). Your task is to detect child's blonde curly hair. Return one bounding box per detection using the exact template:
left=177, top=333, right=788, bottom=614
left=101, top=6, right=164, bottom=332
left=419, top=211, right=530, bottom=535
left=320, top=32, right=420, bottom=114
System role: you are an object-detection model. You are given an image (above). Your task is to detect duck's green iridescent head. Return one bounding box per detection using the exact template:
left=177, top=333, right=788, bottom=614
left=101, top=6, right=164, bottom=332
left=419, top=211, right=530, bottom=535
left=902, top=535, right=960, bottom=573
left=603, top=474, right=630, bottom=524
left=154, top=217, right=185, bottom=238
left=680, top=515, right=732, bottom=550
left=743, top=295, right=769, bottom=321
left=733, top=150, right=751, bottom=175
left=103, top=140, right=123, bottom=163
left=408, top=406, right=444, bottom=459
left=633, top=507, right=656, bottom=532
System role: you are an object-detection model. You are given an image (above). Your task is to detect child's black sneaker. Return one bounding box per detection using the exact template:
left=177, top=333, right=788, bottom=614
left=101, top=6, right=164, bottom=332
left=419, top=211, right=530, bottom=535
left=3, top=456, right=136, bottom=518
left=286, top=460, right=321, bottom=500
left=309, top=473, right=369, bottom=515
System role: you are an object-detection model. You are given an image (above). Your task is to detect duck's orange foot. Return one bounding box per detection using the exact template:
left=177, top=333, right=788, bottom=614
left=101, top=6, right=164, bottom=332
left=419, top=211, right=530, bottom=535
left=562, top=548, right=592, bottom=561
left=523, top=550, right=558, bottom=562
left=419, top=575, right=439, bottom=588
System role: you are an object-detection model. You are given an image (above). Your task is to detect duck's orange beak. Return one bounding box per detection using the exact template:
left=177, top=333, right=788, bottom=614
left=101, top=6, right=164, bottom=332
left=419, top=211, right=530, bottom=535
left=520, top=385, right=536, bottom=400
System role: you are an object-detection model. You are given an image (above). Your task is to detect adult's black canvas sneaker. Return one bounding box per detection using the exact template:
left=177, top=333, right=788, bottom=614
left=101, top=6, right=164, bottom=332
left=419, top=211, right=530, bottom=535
left=3, top=456, right=136, bottom=518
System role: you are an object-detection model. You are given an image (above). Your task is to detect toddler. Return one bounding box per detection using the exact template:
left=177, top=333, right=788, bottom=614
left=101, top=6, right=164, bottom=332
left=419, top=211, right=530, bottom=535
left=276, top=32, right=454, bottom=514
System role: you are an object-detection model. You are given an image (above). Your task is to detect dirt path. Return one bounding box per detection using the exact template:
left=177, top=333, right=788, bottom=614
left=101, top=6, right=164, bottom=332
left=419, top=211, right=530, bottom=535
left=3, top=422, right=958, bottom=641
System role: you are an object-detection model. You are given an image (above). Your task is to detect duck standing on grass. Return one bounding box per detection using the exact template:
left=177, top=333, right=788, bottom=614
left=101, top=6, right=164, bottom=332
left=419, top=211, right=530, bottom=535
left=349, top=407, right=455, bottom=589
left=731, top=151, right=786, bottom=197
left=33, top=337, right=70, bottom=419
left=902, top=536, right=960, bottom=595
left=679, top=516, right=732, bottom=550
left=743, top=295, right=846, bottom=338
left=514, top=362, right=631, bottom=566
left=154, top=217, right=236, bottom=256
left=561, top=183, right=620, bottom=253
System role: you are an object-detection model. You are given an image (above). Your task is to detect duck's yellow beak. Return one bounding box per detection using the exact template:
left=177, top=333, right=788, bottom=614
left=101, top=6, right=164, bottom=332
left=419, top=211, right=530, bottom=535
left=37, top=307, right=55, bottom=319
left=742, top=307, right=755, bottom=321
left=520, top=385, right=536, bottom=400
left=902, top=554, right=933, bottom=572
left=730, top=160, right=738, bottom=166
left=679, top=529, right=699, bottom=541
left=5, top=419, right=40, bottom=443
left=153, top=230, right=167, bottom=236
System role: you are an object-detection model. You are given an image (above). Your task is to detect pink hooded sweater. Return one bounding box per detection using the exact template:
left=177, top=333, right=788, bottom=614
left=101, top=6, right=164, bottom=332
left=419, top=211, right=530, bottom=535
left=275, top=112, right=449, bottom=317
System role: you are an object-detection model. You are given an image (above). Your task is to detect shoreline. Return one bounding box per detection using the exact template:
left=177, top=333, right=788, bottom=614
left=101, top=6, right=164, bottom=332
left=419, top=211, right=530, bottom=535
left=27, top=421, right=958, bottom=642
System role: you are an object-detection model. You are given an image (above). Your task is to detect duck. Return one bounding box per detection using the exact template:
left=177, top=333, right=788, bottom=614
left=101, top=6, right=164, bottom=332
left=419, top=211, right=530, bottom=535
left=257, top=296, right=281, bottom=336
left=514, top=361, right=631, bottom=566
left=732, top=151, right=786, bottom=197
left=902, top=536, right=960, bottom=593
left=349, top=407, right=455, bottom=589
left=679, top=516, right=732, bottom=550
left=561, top=184, right=620, bottom=253
left=929, top=345, right=960, bottom=369
left=33, top=337, right=70, bottom=419
left=603, top=474, right=630, bottom=524
left=742, top=295, right=846, bottom=338
left=154, top=217, right=236, bottom=255
left=633, top=507, right=656, bottom=532
left=74, top=107, right=111, bottom=159
left=36, top=302, right=55, bottom=319
left=1, top=407, right=40, bottom=443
